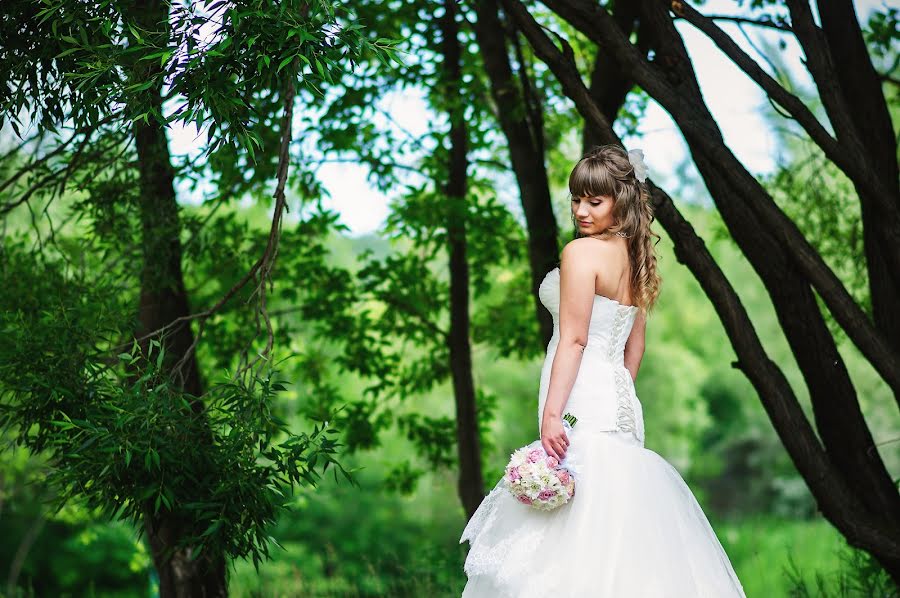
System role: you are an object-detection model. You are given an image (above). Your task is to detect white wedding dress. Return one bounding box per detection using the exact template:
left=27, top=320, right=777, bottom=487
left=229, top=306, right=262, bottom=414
left=460, top=267, right=746, bottom=597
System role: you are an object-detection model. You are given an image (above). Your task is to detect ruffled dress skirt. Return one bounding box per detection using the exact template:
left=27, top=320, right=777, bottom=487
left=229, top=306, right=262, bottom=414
left=459, top=426, right=746, bottom=597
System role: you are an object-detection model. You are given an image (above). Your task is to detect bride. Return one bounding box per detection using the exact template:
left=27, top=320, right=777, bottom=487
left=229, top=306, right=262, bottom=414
left=459, top=145, right=746, bottom=597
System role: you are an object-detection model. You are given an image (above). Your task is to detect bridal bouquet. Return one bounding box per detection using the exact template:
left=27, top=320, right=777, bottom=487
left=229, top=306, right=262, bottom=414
left=503, top=413, right=578, bottom=511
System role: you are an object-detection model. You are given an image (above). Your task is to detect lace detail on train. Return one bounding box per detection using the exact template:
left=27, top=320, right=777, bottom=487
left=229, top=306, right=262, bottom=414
left=459, top=482, right=501, bottom=548
left=459, top=484, right=507, bottom=574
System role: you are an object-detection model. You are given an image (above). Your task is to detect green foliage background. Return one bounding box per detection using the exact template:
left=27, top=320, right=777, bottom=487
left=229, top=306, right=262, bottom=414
left=3, top=196, right=897, bottom=596
left=1, top=1, right=898, bottom=597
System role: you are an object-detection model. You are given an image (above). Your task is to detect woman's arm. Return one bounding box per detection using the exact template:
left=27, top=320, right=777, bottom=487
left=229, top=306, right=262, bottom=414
left=540, top=240, right=600, bottom=460
left=624, top=310, right=646, bottom=382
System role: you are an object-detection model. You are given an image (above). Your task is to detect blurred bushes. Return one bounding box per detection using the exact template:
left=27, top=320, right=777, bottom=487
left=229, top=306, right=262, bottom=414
left=2, top=205, right=897, bottom=595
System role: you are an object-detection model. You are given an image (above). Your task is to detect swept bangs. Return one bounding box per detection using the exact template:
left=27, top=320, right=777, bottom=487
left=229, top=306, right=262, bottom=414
left=568, top=157, right=617, bottom=199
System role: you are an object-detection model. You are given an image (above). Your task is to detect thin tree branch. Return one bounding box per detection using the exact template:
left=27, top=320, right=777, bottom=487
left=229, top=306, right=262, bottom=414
left=674, top=12, right=793, bottom=32
left=0, top=130, right=44, bottom=165
left=170, top=70, right=299, bottom=380
left=880, top=73, right=900, bottom=89
left=0, top=113, right=120, bottom=196
left=735, top=20, right=785, bottom=84
left=313, top=157, right=428, bottom=177
left=380, top=293, right=449, bottom=342
left=507, top=20, right=545, bottom=155
left=5, top=508, right=46, bottom=595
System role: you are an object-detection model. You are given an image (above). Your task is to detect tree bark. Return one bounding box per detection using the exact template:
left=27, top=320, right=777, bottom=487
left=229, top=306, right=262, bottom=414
left=125, top=0, right=227, bottom=594
left=132, top=112, right=227, bottom=597
left=439, top=0, right=485, bottom=519
left=473, top=0, right=558, bottom=348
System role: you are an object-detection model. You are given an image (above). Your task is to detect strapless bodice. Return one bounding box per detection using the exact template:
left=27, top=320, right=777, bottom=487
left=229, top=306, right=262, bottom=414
left=537, top=267, right=644, bottom=445
left=538, top=267, right=638, bottom=366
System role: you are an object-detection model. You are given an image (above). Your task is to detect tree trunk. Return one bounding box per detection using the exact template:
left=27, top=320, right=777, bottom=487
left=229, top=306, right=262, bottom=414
left=439, top=0, right=485, bottom=519
left=581, top=0, right=639, bottom=155
left=132, top=107, right=228, bottom=598
left=788, top=0, right=900, bottom=354
left=504, top=0, right=900, bottom=581
left=635, top=0, right=900, bottom=578
left=633, top=0, right=900, bottom=525
left=473, top=0, right=558, bottom=348
left=126, top=0, right=227, bottom=594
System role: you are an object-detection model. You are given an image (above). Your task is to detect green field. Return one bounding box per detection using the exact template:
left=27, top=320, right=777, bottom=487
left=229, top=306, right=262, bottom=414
left=224, top=515, right=875, bottom=597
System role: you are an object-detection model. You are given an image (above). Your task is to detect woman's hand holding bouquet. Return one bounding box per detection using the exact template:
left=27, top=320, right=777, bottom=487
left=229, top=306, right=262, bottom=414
left=503, top=413, right=578, bottom=511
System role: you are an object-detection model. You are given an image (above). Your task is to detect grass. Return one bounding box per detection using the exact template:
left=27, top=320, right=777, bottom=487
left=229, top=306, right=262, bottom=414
left=227, top=514, right=897, bottom=597
left=716, top=514, right=847, bottom=596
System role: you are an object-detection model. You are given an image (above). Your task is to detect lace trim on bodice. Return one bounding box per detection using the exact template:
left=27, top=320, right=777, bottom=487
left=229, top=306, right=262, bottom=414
left=607, top=308, right=645, bottom=444
left=613, top=366, right=644, bottom=444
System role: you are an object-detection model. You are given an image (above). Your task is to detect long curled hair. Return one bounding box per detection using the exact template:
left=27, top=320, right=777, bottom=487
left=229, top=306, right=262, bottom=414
left=567, top=144, right=662, bottom=313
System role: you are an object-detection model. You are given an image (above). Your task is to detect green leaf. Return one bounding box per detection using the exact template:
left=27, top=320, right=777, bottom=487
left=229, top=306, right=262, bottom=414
left=277, top=55, right=294, bottom=73
left=54, top=48, right=80, bottom=59
left=200, top=520, right=222, bottom=537
left=127, top=24, right=143, bottom=43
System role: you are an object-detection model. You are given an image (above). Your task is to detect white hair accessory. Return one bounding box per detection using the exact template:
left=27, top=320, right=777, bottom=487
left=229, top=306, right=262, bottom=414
left=627, top=149, right=648, bottom=183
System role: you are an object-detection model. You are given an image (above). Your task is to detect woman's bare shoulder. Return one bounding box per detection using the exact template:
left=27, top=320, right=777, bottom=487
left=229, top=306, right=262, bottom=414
left=561, top=236, right=618, bottom=258
left=561, top=237, right=626, bottom=272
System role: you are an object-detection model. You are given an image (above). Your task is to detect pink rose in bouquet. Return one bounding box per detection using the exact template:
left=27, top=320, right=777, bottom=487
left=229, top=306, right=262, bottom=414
left=526, top=448, right=543, bottom=463
left=506, top=466, right=521, bottom=482
left=537, top=489, right=556, bottom=501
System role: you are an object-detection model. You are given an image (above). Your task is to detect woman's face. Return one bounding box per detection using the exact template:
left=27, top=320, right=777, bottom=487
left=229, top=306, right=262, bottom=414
left=572, top=194, right=615, bottom=236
